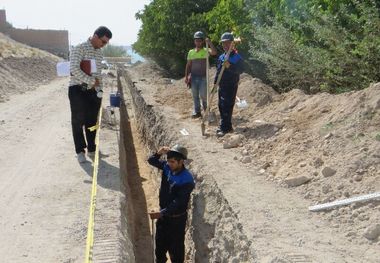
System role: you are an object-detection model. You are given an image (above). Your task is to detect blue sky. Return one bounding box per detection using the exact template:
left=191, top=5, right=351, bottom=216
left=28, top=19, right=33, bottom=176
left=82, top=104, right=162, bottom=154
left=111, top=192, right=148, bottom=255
left=1, top=0, right=151, bottom=45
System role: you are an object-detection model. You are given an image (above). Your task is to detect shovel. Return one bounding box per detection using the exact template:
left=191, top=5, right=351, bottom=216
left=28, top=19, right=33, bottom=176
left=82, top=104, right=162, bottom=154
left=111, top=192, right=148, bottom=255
left=205, top=41, right=217, bottom=124
left=151, top=218, right=155, bottom=263
left=201, top=38, right=241, bottom=135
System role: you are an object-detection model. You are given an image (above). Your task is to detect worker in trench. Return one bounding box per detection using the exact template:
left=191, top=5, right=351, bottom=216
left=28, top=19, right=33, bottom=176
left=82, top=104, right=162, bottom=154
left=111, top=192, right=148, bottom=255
left=148, top=145, right=195, bottom=263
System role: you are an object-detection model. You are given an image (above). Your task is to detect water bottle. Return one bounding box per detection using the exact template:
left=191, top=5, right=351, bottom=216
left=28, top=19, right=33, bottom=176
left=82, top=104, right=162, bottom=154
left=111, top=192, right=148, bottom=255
left=95, top=85, right=103, bottom=98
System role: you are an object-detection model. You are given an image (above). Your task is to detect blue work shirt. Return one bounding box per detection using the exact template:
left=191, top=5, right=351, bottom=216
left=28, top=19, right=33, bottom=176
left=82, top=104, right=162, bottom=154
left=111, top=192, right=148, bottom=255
left=215, top=50, right=244, bottom=86
left=148, top=153, right=195, bottom=217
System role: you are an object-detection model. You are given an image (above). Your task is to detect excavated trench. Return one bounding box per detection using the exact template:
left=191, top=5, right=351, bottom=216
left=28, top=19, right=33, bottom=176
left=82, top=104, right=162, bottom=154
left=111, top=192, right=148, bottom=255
left=117, top=69, right=254, bottom=262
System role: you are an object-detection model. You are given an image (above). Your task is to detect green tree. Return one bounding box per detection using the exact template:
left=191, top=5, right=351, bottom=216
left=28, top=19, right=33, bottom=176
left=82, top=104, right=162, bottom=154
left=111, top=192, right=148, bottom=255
left=134, top=0, right=380, bottom=92
left=133, top=0, right=217, bottom=76
left=249, top=0, right=380, bottom=92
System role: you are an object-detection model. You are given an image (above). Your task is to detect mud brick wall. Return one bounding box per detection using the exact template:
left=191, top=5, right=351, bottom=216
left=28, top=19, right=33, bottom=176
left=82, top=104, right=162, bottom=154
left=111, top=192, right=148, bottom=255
left=9, top=28, right=69, bottom=58
left=0, top=10, right=6, bottom=25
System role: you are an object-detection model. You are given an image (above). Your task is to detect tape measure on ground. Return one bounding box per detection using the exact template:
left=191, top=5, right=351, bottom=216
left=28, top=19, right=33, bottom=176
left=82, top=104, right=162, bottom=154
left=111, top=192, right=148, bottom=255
left=84, top=106, right=103, bottom=263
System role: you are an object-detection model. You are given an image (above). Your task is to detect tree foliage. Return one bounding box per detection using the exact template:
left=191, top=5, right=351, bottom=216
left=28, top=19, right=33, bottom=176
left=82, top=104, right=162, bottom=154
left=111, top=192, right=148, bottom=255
left=102, top=45, right=127, bottom=57
left=133, top=0, right=217, bottom=75
left=134, top=0, right=380, bottom=92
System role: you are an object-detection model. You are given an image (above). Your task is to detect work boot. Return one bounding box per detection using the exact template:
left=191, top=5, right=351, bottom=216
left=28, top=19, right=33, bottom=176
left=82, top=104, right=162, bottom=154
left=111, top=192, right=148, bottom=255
left=216, top=128, right=233, bottom=137
left=191, top=112, right=202, bottom=119
left=216, top=130, right=227, bottom=137
left=77, top=152, right=87, bottom=163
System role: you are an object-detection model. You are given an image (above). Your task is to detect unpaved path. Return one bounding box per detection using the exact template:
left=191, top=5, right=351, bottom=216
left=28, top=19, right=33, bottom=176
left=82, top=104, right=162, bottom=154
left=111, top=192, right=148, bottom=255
left=0, top=78, right=121, bottom=262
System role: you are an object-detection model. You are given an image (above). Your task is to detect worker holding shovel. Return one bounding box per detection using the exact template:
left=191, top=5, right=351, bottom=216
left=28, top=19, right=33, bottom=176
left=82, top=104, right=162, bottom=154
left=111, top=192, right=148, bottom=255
left=148, top=145, right=195, bottom=263
left=214, top=32, right=244, bottom=137
left=185, top=31, right=217, bottom=118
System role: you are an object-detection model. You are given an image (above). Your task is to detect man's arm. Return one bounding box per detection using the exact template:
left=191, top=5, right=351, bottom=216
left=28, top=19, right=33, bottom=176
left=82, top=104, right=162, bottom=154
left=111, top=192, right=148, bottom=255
left=185, top=60, right=192, bottom=85
left=69, top=45, right=96, bottom=87
left=226, top=53, right=244, bottom=75
left=147, top=146, right=170, bottom=170
left=93, top=52, right=104, bottom=87
left=205, top=38, right=217, bottom=56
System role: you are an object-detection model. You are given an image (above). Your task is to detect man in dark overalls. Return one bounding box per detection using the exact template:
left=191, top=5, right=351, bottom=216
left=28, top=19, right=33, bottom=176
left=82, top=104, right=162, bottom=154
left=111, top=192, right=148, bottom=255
left=214, top=32, right=244, bottom=137
left=148, top=145, right=195, bottom=263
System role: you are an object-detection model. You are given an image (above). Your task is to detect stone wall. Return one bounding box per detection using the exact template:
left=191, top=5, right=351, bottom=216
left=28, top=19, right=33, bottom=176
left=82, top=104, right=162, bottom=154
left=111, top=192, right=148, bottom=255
left=0, top=9, right=69, bottom=58
left=0, top=10, right=6, bottom=25
left=9, top=28, right=69, bottom=58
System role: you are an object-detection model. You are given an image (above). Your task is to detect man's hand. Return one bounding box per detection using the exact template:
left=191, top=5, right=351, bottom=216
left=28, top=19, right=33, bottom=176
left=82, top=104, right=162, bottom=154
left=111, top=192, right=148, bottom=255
left=185, top=76, right=190, bottom=85
left=223, top=60, right=231, bottom=69
left=205, top=38, right=211, bottom=45
left=157, top=146, right=170, bottom=155
left=149, top=211, right=161, bottom=220
left=92, top=77, right=100, bottom=89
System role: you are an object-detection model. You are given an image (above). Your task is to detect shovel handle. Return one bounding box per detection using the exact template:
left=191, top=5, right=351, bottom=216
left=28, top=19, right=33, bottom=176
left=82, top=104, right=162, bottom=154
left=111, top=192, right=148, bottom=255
left=202, top=41, right=235, bottom=126
left=151, top=218, right=155, bottom=263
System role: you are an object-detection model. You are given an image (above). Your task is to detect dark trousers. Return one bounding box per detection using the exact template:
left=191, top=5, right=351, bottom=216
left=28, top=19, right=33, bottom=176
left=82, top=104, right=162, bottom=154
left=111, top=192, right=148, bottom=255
left=68, top=85, right=101, bottom=154
left=218, top=82, right=238, bottom=132
left=155, top=214, right=187, bottom=263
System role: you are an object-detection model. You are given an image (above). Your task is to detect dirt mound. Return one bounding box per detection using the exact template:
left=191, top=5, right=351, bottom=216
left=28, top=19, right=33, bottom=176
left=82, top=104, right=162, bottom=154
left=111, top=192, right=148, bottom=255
left=129, top=61, right=380, bottom=254
left=0, top=32, right=59, bottom=102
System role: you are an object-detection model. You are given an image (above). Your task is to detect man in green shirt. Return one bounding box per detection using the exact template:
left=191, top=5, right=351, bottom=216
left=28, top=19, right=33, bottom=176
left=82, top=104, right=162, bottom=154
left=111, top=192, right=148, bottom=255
left=185, top=31, right=217, bottom=118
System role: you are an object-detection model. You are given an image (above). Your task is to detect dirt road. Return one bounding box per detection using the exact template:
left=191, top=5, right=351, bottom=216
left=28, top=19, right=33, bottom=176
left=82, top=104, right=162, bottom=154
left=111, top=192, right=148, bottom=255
left=0, top=78, right=94, bottom=262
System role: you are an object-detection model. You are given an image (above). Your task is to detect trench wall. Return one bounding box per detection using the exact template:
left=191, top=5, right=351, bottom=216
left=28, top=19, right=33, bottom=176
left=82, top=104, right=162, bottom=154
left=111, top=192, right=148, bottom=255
left=118, top=69, right=255, bottom=262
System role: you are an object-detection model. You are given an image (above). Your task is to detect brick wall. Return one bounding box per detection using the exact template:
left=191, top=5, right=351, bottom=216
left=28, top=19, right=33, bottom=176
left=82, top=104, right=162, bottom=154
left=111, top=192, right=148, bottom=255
left=0, top=9, right=69, bottom=58
left=0, top=10, right=6, bottom=25
left=10, top=28, right=69, bottom=58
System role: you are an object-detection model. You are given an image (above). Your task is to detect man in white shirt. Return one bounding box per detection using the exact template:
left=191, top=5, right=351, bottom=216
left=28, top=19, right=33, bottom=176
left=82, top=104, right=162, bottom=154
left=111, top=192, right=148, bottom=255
left=68, top=26, right=112, bottom=163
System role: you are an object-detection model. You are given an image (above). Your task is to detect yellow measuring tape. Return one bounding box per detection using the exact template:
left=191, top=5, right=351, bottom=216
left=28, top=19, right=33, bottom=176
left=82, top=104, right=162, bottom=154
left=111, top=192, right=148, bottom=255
left=84, top=106, right=103, bottom=263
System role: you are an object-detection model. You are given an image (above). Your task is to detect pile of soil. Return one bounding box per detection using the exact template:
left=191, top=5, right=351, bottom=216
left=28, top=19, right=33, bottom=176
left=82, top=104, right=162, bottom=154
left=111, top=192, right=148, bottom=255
left=0, top=32, right=60, bottom=102
left=129, top=61, right=380, bottom=255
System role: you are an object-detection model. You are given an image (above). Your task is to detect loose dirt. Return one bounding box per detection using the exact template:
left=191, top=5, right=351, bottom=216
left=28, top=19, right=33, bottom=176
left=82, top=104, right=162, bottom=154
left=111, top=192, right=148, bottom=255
left=126, top=61, right=380, bottom=262
left=0, top=32, right=60, bottom=102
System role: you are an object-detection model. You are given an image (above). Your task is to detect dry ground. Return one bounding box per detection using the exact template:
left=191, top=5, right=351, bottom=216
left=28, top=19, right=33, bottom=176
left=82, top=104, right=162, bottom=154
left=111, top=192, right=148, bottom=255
left=127, top=61, right=380, bottom=263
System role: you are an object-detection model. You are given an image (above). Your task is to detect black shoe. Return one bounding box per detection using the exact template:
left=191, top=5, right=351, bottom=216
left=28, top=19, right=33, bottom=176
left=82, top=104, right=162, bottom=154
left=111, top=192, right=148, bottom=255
left=216, top=130, right=227, bottom=137
left=216, top=128, right=233, bottom=137
left=191, top=112, right=202, bottom=119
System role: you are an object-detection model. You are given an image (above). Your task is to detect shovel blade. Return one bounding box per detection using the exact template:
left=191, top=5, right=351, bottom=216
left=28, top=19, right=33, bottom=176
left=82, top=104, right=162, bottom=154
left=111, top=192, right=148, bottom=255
left=208, top=111, right=217, bottom=123
left=201, top=122, right=206, bottom=136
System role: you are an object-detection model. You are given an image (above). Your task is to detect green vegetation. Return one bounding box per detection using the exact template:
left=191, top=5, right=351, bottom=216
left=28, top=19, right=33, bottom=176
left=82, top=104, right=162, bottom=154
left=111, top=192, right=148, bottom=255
left=102, top=44, right=127, bottom=57
left=134, top=0, right=380, bottom=93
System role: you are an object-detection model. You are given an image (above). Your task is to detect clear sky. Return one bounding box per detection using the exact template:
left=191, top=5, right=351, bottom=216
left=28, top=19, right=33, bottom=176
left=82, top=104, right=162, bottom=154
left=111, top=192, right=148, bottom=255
left=1, top=0, right=151, bottom=46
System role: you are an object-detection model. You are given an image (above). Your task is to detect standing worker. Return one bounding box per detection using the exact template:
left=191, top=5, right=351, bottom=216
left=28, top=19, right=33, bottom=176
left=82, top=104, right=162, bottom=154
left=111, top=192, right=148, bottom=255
left=68, top=26, right=112, bottom=163
left=185, top=31, right=217, bottom=118
left=214, top=32, right=244, bottom=137
left=148, top=145, right=195, bottom=263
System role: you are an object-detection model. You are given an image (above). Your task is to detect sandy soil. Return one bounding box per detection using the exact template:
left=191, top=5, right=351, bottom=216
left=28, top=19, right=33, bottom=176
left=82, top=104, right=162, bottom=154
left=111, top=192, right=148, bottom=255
left=127, top=61, right=380, bottom=263
left=0, top=78, right=91, bottom=262
left=0, top=76, right=126, bottom=262
left=0, top=32, right=59, bottom=102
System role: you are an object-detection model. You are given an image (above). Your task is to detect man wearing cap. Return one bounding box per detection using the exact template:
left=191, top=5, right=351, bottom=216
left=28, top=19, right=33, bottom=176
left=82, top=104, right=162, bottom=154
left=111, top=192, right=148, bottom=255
left=148, top=145, right=195, bottom=263
left=214, top=32, right=244, bottom=137
left=185, top=31, right=217, bottom=118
